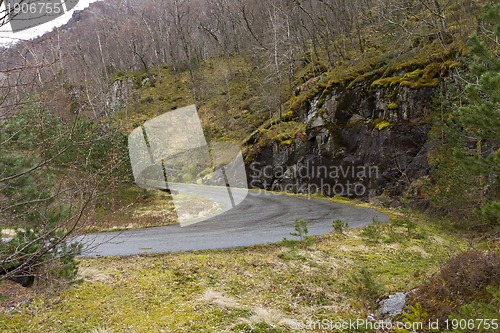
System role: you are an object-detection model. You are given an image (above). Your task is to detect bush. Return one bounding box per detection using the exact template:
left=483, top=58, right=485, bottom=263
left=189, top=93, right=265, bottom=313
left=361, top=217, right=384, bottom=242
left=361, top=217, right=426, bottom=244
left=0, top=97, right=121, bottom=287
left=332, top=218, right=349, bottom=233
left=290, top=219, right=308, bottom=242
left=408, top=250, right=500, bottom=321
left=447, top=285, right=500, bottom=333
left=348, top=267, right=384, bottom=304
left=1, top=228, right=82, bottom=287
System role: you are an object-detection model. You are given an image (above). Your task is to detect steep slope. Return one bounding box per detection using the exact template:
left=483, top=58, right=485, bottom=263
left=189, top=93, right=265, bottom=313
left=246, top=81, right=435, bottom=199
left=1, top=0, right=483, bottom=204
left=241, top=1, right=479, bottom=201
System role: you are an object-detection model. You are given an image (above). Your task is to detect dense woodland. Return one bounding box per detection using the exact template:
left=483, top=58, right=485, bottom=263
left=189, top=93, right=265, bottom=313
left=0, top=0, right=480, bottom=113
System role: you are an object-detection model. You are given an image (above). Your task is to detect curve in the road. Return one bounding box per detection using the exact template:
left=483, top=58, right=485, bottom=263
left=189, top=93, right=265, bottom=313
left=77, top=190, right=388, bottom=257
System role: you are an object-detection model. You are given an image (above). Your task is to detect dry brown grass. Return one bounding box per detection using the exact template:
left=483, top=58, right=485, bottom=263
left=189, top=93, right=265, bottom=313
left=409, top=249, right=500, bottom=321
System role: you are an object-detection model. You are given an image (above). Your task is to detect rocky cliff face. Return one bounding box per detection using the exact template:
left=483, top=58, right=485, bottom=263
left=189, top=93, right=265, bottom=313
left=246, top=82, right=435, bottom=199
left=107, top=78, right=134, bottom=112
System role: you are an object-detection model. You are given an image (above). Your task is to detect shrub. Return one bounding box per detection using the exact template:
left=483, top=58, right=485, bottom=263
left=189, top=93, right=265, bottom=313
left=332, top=218, right=349, bottom=233
left=361, top=217, right=384, bottom=242
left=390, top=218, right=422, bottom=238
left=1, top=228, right=82, bottom=287
left=408, top=250, right=500, bottom=321
left=290, top=219, right=308, bottom=242
left=447, top=285, right=500, bottom=333
left=349, top=267, right=384, bottom=304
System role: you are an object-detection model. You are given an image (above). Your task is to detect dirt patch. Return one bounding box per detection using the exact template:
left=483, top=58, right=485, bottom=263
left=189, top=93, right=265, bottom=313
left=0, top=280, right=35, bottom=313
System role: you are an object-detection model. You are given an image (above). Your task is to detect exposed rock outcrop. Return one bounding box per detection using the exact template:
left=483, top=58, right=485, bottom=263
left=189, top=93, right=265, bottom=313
left=107, top=78, right=134, bottom=112
left=246, top=82, right=434, bottom=198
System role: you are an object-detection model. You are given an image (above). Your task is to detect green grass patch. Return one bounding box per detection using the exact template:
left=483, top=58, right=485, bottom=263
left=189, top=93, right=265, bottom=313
left=0, top=213, right=468, bottom=332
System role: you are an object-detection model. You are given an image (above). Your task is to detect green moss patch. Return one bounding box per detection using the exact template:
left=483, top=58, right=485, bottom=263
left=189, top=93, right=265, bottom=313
left=373, top=119, right=392, bottom=130
left=371, top=60, right=461, bottom=89
left=388, top=102, right=399, bottom=110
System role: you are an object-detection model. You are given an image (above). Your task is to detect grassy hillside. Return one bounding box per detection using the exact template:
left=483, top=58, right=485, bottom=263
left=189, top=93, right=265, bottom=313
left=1, top=211, right=472, bottom=332
left=112, top=55, right=271, bottom=144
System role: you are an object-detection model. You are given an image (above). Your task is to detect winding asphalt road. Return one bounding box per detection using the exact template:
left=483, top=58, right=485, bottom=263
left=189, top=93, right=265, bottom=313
left=76, top=187, right=388, bottom=257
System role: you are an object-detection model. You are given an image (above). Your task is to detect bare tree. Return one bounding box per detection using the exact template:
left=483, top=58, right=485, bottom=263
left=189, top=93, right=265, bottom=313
left=0, top=87, right=132, bottom=284
left=0, top=3, right=132, bottom=285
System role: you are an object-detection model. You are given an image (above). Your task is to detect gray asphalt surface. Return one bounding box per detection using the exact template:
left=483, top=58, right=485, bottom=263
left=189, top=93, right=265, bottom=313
left=76, top=189, right=388, bottom=257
